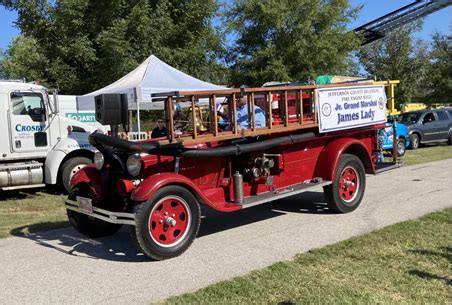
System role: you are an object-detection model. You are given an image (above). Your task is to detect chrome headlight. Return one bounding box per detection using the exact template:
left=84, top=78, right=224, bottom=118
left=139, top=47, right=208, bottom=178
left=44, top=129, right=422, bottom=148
left=93, top=151, right=104, bottom=170
left=126, top=154, right=142, bottom=176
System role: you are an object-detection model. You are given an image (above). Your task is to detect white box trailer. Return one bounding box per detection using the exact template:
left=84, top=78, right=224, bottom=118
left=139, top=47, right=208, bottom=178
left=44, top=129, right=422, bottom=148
left=0, top=81, right=105, bottom=192
left=48, top=94, right=106, bottom=130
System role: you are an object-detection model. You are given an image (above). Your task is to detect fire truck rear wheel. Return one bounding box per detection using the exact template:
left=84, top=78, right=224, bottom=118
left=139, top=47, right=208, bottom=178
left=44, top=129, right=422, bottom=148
left=61, top=156, right=92, bottom=193
left=67, top=186, right=123, bottom=238
left=323, top=154, right=366, bottom=213
left=132, top=185, right=201, bottom=261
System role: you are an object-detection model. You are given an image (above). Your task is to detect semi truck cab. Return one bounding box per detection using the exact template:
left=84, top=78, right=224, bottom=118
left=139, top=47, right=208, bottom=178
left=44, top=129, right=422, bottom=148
left=0, top=80, right=101, bottom=191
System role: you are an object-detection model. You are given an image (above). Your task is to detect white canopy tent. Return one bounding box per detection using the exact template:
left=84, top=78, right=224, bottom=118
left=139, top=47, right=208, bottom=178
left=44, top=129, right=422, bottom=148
left=76, top=55, right=225, bottom=111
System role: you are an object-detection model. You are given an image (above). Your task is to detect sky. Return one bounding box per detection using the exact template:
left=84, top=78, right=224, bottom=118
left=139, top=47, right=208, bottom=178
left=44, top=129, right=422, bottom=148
left=0, top=0, right=451, bottom=52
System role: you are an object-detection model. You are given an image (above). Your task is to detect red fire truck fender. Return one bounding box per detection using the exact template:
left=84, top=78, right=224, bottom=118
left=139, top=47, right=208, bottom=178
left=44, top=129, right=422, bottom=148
left=70, top=164, right=109, bottom=201
left=131, top=173, right=213, bottom=205
left=132, top=173, right=243, bottom=212
left=314, top=137, right=374, bottom=181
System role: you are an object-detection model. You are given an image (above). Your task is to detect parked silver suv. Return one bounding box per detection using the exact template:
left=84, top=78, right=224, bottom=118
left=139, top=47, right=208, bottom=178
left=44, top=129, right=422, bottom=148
left=398, top=109, right=452, bottom=149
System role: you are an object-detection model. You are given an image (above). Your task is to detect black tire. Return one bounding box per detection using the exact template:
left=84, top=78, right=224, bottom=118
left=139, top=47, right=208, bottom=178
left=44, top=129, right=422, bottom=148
left=323, top=154, right=366, bottom=213
left=448, top=133, right=452, bottom=146
left=410, top=134, right=420, bottom=150
left=61, top=156, right=92, bottom=193
left=131, top=185, right=201, bottom=260
left=67, top=187, right=122, bottom=238
left=397, top=138, right=406, bottom=157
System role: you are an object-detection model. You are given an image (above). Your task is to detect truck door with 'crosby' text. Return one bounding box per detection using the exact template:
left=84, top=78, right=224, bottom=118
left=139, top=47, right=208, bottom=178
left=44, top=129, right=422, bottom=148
left=8, top=91, right=50, bottom=153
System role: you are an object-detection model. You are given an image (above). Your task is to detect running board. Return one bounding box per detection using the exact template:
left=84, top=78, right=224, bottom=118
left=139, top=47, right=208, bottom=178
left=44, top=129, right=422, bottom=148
left=240, top=180, right=332, bottom=209
left=375, top=161, right=402, bottom=173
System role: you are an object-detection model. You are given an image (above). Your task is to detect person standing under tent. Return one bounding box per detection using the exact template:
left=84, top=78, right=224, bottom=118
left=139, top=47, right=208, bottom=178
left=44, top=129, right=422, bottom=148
left=151, top=118, right=167, bottom=138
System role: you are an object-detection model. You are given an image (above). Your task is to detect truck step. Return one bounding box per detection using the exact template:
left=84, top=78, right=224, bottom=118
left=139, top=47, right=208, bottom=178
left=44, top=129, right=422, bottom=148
left=1, top=184, right=46, bottom=191
left=240, top=180, right=332, bottom=209
left=0, top=161, right=43, bottom=171
left=375, top=161, right=402, bottom=173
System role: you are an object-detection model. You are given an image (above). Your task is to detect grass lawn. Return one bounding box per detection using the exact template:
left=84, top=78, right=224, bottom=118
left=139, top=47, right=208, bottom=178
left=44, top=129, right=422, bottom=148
left=389, top=143, right=452, bottom=166
left=0, top=190, right=67, bottom=238
left=165, top=209, right=452, bottom=304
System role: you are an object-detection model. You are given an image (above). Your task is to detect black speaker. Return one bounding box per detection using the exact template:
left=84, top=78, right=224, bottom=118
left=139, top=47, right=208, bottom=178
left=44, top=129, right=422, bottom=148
left=95, top=93, right=128, bottom=126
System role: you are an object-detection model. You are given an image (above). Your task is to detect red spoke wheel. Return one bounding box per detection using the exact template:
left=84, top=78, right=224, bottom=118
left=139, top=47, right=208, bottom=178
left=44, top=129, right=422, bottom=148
left=324, top=154, right=366, bottom=213
left=148, top=196, right=191, bottom=247
left=132, top=185, right=201, bottom=260
left=339, top=166, right=359, bottom=203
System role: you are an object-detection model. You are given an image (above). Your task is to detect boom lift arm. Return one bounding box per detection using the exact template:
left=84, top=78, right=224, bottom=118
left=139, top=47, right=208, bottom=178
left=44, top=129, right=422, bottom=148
left=354, top=0, right=452, bottom=45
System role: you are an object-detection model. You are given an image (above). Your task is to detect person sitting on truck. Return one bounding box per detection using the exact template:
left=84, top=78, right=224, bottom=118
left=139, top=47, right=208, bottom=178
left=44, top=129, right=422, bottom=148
left=216, top=102, right=229, bottom=130
left=237, top=96, right=266, bottom=128
left=151, top=118, right=167, bottom=138
left=219, top=96, right=266, bottom=130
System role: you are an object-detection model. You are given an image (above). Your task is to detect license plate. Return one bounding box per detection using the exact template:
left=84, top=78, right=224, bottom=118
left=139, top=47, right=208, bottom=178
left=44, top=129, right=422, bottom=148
left=76, top=196, right=93, bottom=214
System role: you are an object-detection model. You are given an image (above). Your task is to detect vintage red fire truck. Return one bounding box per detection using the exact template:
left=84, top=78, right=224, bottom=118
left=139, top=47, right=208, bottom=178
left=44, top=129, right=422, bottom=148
left=65, top=82, right=389, bottom=260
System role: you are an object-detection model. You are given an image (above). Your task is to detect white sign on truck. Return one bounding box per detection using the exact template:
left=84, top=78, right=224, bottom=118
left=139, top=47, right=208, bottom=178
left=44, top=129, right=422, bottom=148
left=317, top=85, right=387, bottom=133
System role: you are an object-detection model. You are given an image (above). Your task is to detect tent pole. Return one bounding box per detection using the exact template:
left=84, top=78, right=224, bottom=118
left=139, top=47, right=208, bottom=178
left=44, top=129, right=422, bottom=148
left=128, top=110, right=133, bottom=132
left=134, top=87, right=141, bottom=135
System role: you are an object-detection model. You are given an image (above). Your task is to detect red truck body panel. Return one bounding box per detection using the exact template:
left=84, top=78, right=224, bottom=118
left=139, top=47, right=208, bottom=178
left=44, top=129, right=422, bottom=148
left=70, top=164, right=109, bottom=201
left=73, top=125, right=380, bottom=211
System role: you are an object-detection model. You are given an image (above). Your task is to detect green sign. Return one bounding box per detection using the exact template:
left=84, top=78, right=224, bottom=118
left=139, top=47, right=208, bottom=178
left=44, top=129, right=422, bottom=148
left=65, top=112, right=96, bottom=123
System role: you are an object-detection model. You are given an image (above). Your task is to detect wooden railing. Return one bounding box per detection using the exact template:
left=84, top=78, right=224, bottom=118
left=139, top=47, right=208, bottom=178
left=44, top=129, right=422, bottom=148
left=151, top=82, right=374, bottom=145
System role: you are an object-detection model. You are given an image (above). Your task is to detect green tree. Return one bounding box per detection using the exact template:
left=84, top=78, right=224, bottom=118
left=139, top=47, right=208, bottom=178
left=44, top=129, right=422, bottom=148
left=358, top=23, right=430, bottom=108
left=225, top=0, right=360, bottom=86
left=424, top=32, right=451, bottom=105
left=1, top=35, right=49, bottom=83
left=1, top=0, right=225, bottom=94
left=0, top=50, right=7, bottom=79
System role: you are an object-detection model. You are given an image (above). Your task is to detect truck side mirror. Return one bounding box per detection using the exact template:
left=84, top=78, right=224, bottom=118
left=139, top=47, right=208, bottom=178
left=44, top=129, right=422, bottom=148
left=52, top=91, right=60, bottom=114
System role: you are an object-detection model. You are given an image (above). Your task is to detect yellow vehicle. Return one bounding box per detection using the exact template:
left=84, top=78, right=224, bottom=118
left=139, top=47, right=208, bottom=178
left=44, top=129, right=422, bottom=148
left=401, top=103, right=427, bottom=112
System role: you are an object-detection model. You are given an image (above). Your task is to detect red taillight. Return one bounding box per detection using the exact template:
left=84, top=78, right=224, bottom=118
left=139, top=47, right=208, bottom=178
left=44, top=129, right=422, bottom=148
left=117, top=179, right=135, bottom=195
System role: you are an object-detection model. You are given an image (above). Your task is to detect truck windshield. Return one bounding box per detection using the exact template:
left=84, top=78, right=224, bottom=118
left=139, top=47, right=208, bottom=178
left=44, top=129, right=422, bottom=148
left=399, top=113, right=420, bottom=125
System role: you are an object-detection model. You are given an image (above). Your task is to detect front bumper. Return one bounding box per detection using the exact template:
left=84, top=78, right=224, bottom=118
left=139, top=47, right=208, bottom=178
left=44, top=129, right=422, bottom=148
left=65, top=199, right=136, bottom=226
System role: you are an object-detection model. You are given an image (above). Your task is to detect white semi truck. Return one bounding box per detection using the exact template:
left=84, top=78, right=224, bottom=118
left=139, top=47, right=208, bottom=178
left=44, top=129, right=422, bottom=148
left=0, top=80, right=101, bottom=192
